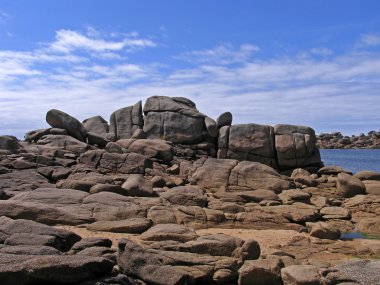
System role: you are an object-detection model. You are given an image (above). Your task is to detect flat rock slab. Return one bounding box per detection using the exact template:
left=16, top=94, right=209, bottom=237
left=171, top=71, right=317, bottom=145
left=87, top=218, right=152, bottom=233
left=140, top=224, right=198, bottom=242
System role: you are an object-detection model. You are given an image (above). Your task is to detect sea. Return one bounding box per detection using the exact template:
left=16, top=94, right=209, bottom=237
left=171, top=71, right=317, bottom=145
left=320, top=149, right=380, bottom=174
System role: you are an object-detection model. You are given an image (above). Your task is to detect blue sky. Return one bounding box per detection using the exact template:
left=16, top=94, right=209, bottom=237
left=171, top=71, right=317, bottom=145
left=0, top=0, right=380, bottom=138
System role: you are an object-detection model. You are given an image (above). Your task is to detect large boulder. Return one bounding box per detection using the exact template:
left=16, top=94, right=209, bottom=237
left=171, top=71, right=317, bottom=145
left=117, top=138, right=173, bottom=162
left=274, top=124, right=322, bottom=170
left=46, top=109, right=87, bottom=142
left=37, top=134, right=89, bottom=154
left=160, top=186, right=208, bottom=207
left=82, top=115, right=109, bottom=136
left=0, top=136, right=24, bottom=154
left=109, top=101, right=143, bottom=140
left=118, top=238, right=194, bottom=285
left=227, top=124, right=277, bottom=168
left=0, top=253, right=113, bottom=285
left=190, top=158, right=292, bottom=192
left=281, top=265, right=321, bottom=285
left=337, top=173, right=366, bottom=198
left=143, top=96, right=207, bottom=144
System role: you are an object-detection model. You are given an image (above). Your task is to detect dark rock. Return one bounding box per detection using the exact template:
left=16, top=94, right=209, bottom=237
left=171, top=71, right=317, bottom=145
left=227, top=124, right=277, bottom=167
left=82, top=115, right=109, bottom=135
left=118, top=238, right=194, bottom=285
left=0, top=218, right=81, bottom=251
left=143, top=96, right=206, bottom=144
left=204, top=117, right=219, bottom=137
left=24, top=128, right=51, bottom=142
left=110, top=101, right=143, bottom=140
left=216, top=112, right=233, bottom=128
left=0, top=253, right=114, bottom=285
left=0, top=245, right=61, bottom=255
left=70, top=237, right=112, bottom=252
left=46, top=109, right=87, bottom=141
left=274, top=124, right=322, bottom=170
left=0, top=136, right=24, bottom=154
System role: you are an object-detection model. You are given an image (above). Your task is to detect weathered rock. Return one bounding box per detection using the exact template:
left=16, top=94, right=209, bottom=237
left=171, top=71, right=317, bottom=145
left=0, top=136, right=24, bottom=154
left=227, top=124, right=277, bottom=167
left=188, top=234, right=244, bottom=257
left=160, top=186, right=207, bottom=207
left=98, top=152, right=152, bottom=174
left=281, top=264, right=320, bottom=285
left=239, top=256, right=284, bottom=285
left=0, top=253, right=114, bottom=285
left=121, top=174, right=154, bottom=197
left=143, top=96, right=206, bottom=144
left=117, top=138, right=173, bottom=162
left=24, top=128, right=51, bottom=143
left=118, top=238, right=194, bottom=285
left=204, top=117, right=219, bottom=137
left=354, top=170, right=380, bottom=181
left=109, top=101, right=143, bottom=140
left=337, top=173, right=366, bottom=197
left=89, top=183, right=126, bottom=195
left=0, top=218, right=81, bottom=251
left=217, top=125, right=230, bottom=159
left=228, top=160, right=292, bottom=192
left=87, top=218, right=152, bottom=233
left=148, top=206, right=177, bottom=224
left=37, top=134, right=89, bottom=153
left=320, top=206, right=351, bottom=220
left=363, top=180, right=380, bottom=195
left=86, top=132, right=110, bottom=147
left=327, top=259, right=380, bottom=285
left=140, top=224, right=198, bottom=242
left=216, top=112, right=233, bottom=128
left=317, top=165, right=352, bottom=176
left=291, top=168, right=311, bottom=178
left=46, top=109, right=87, bottom=141
left=274, top=124, right=322, bottom=170
left=151, top=176, right=167, bottom=188
left=357, top=217, right=380, bottom=235
left=306, top=221, right=341, bottom=240
left=50, top=128, right=68, bottom=135
left=70, top=237, right=112, bottom=252
left=0, top=245, right=61, bottom=255
left=190, top=158, right=292, bottom=192
left=131, top=128, right=147, bottom=139
left=278, top=189, right=311, bottom=203
left=82, top=115, right=109, bottom=135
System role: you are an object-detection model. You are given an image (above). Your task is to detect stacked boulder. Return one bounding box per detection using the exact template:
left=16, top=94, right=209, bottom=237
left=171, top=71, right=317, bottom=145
left=23, top=95, right=322, bottom=171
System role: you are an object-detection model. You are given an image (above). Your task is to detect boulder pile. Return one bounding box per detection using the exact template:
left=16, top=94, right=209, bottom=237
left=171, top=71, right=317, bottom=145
left=0, top=95, right=379, bottom=284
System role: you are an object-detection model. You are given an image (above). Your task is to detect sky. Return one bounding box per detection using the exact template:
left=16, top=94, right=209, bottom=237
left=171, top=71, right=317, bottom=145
left=0, top=0, right=380, bottom=139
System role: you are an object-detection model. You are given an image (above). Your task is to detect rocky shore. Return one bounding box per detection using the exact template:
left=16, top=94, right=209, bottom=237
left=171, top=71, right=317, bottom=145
left=0, top=96, right=379, bottom=285
left=317, top=131, right=380, bottom=149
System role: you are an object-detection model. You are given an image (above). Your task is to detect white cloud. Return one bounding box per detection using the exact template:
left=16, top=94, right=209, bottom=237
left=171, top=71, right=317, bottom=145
left=50, top=29, right=156, bottom=53
left=0, top=30, right=380, bottom=138
left=174, top=43, right=260, bottom=65
left=359, top=33, right=380, bottom=46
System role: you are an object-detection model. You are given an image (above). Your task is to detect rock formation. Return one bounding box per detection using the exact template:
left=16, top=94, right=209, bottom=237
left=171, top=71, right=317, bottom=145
left=0, top=95, right=379, bottom=284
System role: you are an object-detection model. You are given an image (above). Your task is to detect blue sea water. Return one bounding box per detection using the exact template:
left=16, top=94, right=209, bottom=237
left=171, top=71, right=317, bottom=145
left=320, top=149, right=380, bottom=174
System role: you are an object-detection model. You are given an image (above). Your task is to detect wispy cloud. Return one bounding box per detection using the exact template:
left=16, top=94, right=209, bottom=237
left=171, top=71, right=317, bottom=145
left=359, top=33, right=380, bottom=46
left=50, top=29, right=156, bottom=53
left=174, top=43, right=260, bottom=65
